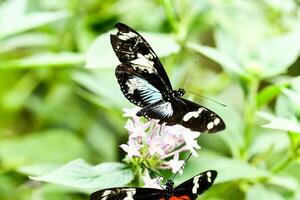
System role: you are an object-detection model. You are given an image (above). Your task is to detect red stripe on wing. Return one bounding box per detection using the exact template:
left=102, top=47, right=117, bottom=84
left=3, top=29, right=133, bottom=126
left=169, top=195, right=191, bottom=200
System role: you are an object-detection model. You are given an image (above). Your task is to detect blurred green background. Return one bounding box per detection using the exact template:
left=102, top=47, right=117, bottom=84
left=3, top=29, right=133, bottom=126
left=1, top=0, right=300, bottom=199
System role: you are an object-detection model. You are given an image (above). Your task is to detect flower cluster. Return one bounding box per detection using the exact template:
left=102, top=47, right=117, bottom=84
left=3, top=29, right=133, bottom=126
left=120, top=107, right=202, bottom=186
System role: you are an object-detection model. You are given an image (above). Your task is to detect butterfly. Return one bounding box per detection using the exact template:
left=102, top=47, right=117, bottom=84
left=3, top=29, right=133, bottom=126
left=111, top=23, right=225, bottom=133
left=90, top=170, right=217, bottom=200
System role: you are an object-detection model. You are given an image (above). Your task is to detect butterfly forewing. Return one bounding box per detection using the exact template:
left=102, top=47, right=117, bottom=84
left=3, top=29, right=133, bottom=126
left=111, top=23, right=172, bottom=91
left=90, top=187, right=166, bottom=200
left=173, top=170, right=217, bottom=200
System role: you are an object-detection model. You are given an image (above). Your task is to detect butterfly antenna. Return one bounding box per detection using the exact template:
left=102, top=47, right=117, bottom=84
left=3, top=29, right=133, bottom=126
left=182, top=60, right=226, bottom=107
left=158, top=124, right=163, bottom=136
left=171, top=153, right=193, bottom=181
left=183, top=66, right=194, bottom=90
left=185, top=90, right=227, bottom=107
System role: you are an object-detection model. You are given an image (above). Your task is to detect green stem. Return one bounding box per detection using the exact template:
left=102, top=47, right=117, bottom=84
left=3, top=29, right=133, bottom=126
left=161, top=0, right=178, bottom=32
left=241, top=79, right=259, bottom=159
left=271, top=153, right=293, bottom=173
left=271, top=137, right=300, bottom=173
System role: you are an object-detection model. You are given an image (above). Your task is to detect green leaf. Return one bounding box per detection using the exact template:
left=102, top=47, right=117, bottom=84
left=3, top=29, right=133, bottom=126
left=85, top=30, right=180, bottom=68
left=17, top=164, right=61, bottom=177
left=0, top=33, right=55, bottom=54
left=249, top=131, right=289, bottom=156
left=84, top=30, right=118, bottom=69
left=177, top=153, right=269, bottom=184
left=86, top=123, right=118, bottom=162
left=0, top=0, right=70, bottom=38
left=213, top=1, right=268, bottom=50
left=249, top=132, right=290, bottom=155
left=1, top=72, right=43, bottom=110
left=275, top=94, right=295, bottom=118
left=30, top=160, right=134, bottom=193
left=0, top=129, right=89, bottom=169
left=258, top=112, right=300, bottom=133
left=283, top=89, right=300, bottom=112
left=187, top=42, right=246, bottom=77
left=0, top=174, right=17, bottom=199
left=257, top=84, right=284, bottom=108
left=269, top=175, right=299, bottom=191
left=72, top=69, right=130, bottom=108
left=214, top=27, right=241, bottom=64
left=0, top=52, right=84, bottom=69
left=30, top=184, right=81, bottom=200
left=0, top=0, right=27, bottom=30
left=256, top=31, right=300, bottom=78
left=246, top=184, right=284, bottom=200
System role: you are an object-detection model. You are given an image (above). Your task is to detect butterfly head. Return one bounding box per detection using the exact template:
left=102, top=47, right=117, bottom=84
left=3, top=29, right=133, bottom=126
left=174, top=88, right=185, bottom=97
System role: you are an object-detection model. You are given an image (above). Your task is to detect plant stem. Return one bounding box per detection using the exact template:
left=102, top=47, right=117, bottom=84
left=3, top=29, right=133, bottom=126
left=271, top=136, right=300, bottom=173
left=161, top=0, right=178, bottom=32
left=241, top=78, right=259, bottom=159
left=271, top=153, right=293, bottom=173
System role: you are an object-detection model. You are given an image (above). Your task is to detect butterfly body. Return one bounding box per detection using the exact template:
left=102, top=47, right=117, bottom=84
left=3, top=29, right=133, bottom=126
left=111, top=23, right=225, bottom=133
left=90, top=170, right=217, bottom=200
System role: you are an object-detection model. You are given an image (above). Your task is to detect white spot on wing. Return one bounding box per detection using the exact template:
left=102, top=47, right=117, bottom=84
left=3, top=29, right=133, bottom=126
left=207, top=122, right=214, bottom=130
left=207, top=171, right=212, bottom=177
left=123, top=189, right=136, bottom=200
left=192, top=175, right=201, bottom=194
left=183, top=108, right=204, bottom=122
left=144, top=53, right=153, bottom=59
left=118, top=31, right=137, bottom=40
left=207, top=171, right=212, bottom=183
left=101, top=190, right=112, bottom=200
left=214, top=118, right=220, bottom=125
left=131, top=53, right=156, bottom=73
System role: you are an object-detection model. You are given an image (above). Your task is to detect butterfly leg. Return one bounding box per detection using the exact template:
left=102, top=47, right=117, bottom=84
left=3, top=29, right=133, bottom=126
left=158, top=124, right=163, bottom=136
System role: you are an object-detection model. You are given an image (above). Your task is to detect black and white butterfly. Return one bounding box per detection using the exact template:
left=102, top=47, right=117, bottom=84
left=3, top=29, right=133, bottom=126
left=90, top=170, right=217, bottom=200
left=111, top=23, right=225, bottom=133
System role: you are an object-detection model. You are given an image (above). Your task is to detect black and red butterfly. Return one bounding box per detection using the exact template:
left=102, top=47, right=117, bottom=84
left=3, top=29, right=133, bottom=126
left=90, top=170, right=217, bottom=200
left=110, top=23, right=225, bottom=133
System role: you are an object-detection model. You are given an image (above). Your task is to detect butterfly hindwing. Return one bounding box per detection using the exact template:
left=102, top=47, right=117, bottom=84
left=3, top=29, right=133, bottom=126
left=176, top=98, right=225, bottom=133
left=137, top=100, right=174, bottom=119
left=111, top=23, right=172, bottom=93
left=137, top=98, right=225, bottom=133
left=116, top=63, right=163, bottom=107
left=173, top=170, right=217, bottom=200
left=90, top=187, right=166, bottom=200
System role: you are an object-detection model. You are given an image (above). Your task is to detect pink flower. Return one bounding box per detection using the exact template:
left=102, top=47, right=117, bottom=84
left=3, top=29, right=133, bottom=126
left=166, top=153, right=185, bottom=174
left=120, top=107, right=202, bottom=178
left=142, top=169, right=163, bottom=189
left=124, top=118, right=151, bottom=138
left=120, top=139, right=142, bottom=158
left=147, top=136, right=165, bottom=156
left=182, top=131, right=201, bottom=156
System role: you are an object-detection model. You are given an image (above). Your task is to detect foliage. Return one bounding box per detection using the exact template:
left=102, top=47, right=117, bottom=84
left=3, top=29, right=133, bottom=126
left=1, top=0, right=300, bottom=199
